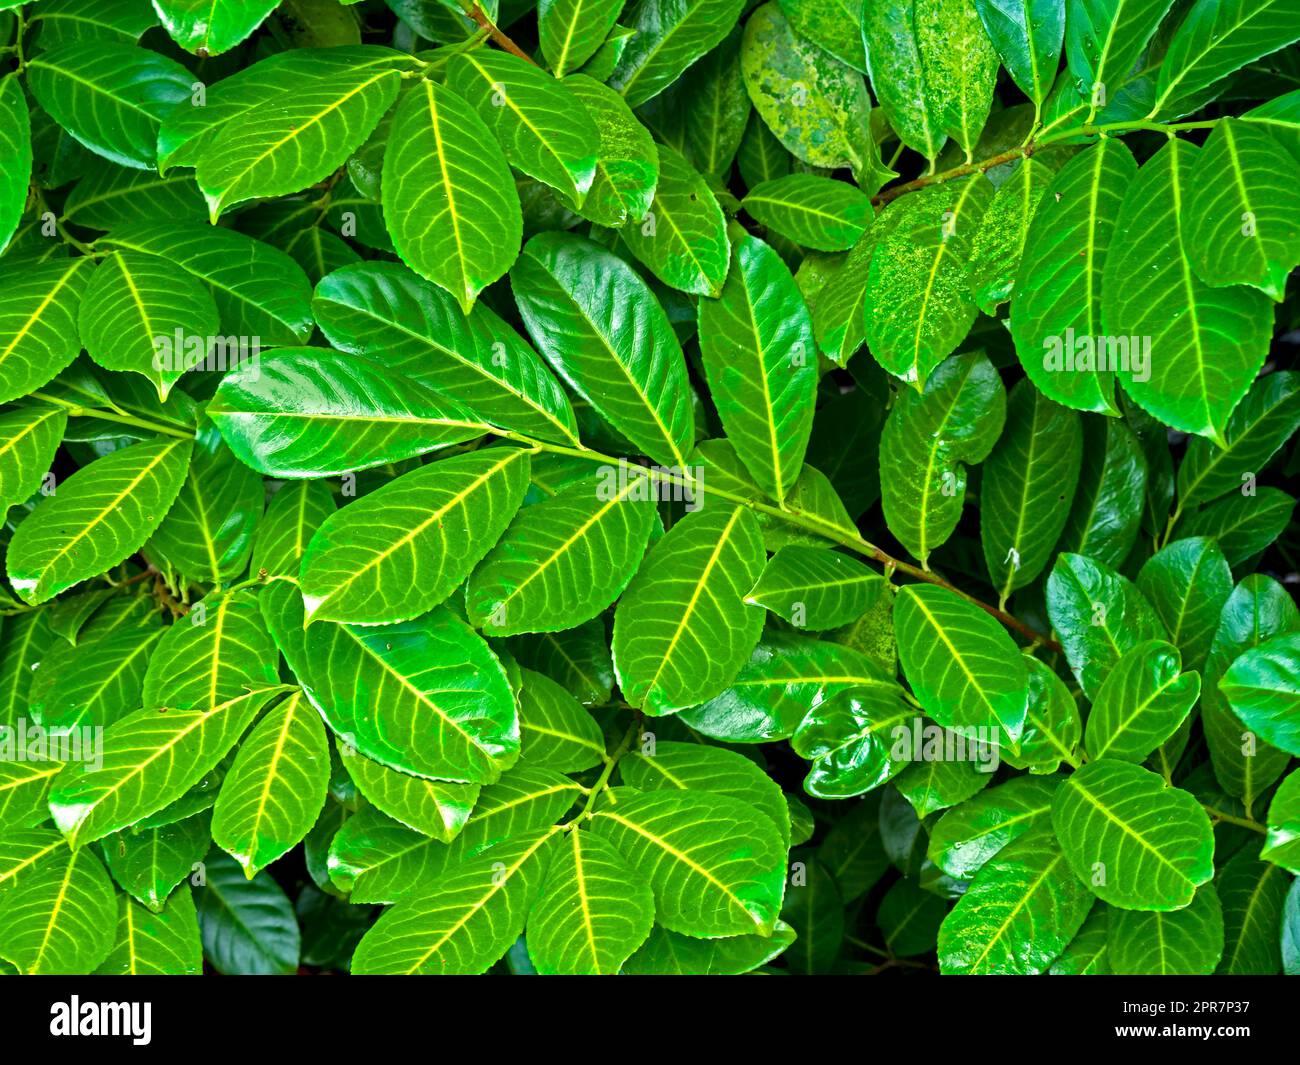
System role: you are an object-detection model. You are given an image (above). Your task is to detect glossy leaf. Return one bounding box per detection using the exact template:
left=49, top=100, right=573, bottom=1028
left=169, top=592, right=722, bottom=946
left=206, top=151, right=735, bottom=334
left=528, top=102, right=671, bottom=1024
left=208, top=348, right=491, bottom=478
left=466, top=469, right=655, bottom=635
left=698, top=234, right=816, bottom=501
left=211, top=691, right=330, bottom=877
left=895, top=584, right=1030, bottom=744
left=1051, top=760, right=1215, bottom=910
left=301, top=448, right=530, bottom=626
left=613, top=505, right=765, bottom=715
left=7, top=436, right=192, bottom=605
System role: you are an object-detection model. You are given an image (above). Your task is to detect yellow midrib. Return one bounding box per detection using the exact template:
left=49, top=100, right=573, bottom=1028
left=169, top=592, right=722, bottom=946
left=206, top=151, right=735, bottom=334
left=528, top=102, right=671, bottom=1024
left=313, top=450, right=524, bottom=611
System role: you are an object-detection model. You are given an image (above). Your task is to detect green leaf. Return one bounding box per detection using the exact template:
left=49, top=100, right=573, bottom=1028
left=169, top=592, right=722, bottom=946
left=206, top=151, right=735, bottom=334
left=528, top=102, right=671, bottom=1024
left=611, top=0, right=747, bottom=107
left=1201, top=575, right=1297, bottom=807
left=974, top=0, right=1065, bottom=107
left=61, top=165, right=207, bottom=230
left=1215, top=849, right=1290, bottom=973
left=0, top=257, right=96, bottom=405
left=195, top=849, right=299, bottom=974
left=340, top=745, right=479, bottom=842
left=807, top=229, right=876, bottom=365
left=1262, top=770, right=1300, bottom=873
left=1084, top=640, right=1200, bottom=762
left=100, top=220, right=314, bottom=346
left=590, top=788, right=787, bottom=936
left=513, top=231, right=695, bottom=467
left=1103, top=139, right=1273, bottom=444
left=102, top=812, right=210, bottom=911
left=195, top=57, right=400, bottom=219
left=1065, top=0, right=1172, bottom=118
left=313, top=261, right=579, bottom=446
left=466, top=470, right=656, bottom=636
left=380, top=78, right=521, bottom=313
left=698, top=234, right=816, bottom=501
left=509, top=620, right=614, bottom=708
left=7, top=436, right=192, bottom=605
left=1185, top=118, right=1300, bottom=298
left=620, top=739, right=791, bottom=846
left=743, top=2, right=880, bottom=177
left=565, top=73, right=660, bottom=228
left=672, top=26, right=749, bottom=178
left=1108, top=882, right=1224, bottom=974
left=0, top=404, right=65, bottom=514
left=26, top=41, right=191, bottom=169
left=29, top=602, right=161, bottom=729
left=778, top=0, right=868, bottom=71
left=0, top=835, right=117, bottom=974
left=0, top=610, right=53, bottom=728
left=1136, top=536, right=1232, bottom=672
left=1152, top=0, right=1300, bottom=118
left=288, top=597, right=520, bottom=783
left=1176, top=371, right=1300, bottom=510
left=894, top=583, right=1030, bottom=744
left=538, top=0, right=625, bottom=76
left=1010, top=138, right=1136, bottom=414
left=937, top=826, right=1092, bottom=974
left=685, top=632, right=902, bottom=742
left=1219, top=633, right=1300, bottom=756
left=927, top=775, right=1060, bottom=879
left=981, top=378, right=1083, bottom=603
left=790, top=687, right=916, bottom=797
left=1177, top=487, right=1296, bottom=567
left=865, top=177, right=994, bottom=384
left=325, top=807, right=442, bottom=904
left=76, top=249, right=219, bottom=400
left=301, top=448, right=530, bottom=626
left=351, top=830, right=557, bottom=974
left=622, top=919, right=796, bottom=973
left=211, top=691, right=330, bottom=877
left=526, top=827, right=654, bottom=974
left=745, top=544, right=884, bottom=630
left=967, top=155, right=1053, bottom=313
left=893, top=743, right=993, bottom=818
left=879, top=351, right=1007, bottom=564
left=142, top=589, right=279, bottom=711
left=156, top=46, right=396, bottom=169
left=207, top=348, right=492, bottom=478
left=741, top=174, right=873, bottom=252
left=148, top=427, right=263, bottom=583
left=252, top=480, right=336, bottom=579
left=862, top=0, right=943, bottom=160
left=1056, top=417, right=1147, bottom=567
left=1050, top=759, right=1215, bottom=910
left=0, top=761, right=63, bottom=834
left=622, top=143, right=730, bottom=297
left=95, top=888, right=202, bottom=975
left=516, top=668, right=606, bottom=772
left=25, top=0, right=159, bottom=47
left=447, top=49, right=599, bottom=207
left=48, top=687, right=286, bottom=848
left=0, top=74, right=31, bottom=254
left=153, top=0, right=278, bottom=55
left=1241, top=87, right=1300, bottom=161
left=613, top=505, right=765, bottom=714
left=1046, top=552, right=1165, bottom=699
left=1047, top=905, right=1111, bottom=973
left=781, top=852, right=843, bottom=972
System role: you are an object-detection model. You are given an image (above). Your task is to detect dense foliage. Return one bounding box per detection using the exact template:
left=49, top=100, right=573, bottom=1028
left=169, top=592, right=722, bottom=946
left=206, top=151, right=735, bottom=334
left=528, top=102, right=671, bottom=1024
left=0, top=0, right=1298, bottom=977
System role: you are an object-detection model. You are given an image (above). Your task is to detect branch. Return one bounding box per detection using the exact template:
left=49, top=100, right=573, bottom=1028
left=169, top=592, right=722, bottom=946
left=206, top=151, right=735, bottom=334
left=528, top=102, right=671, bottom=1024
left=870, top=117, right=1221, bottom=207
left=504, top=434, right=1063, bottom=654
left=872, top=145, right=1034, bottom=205
left=455, top=1, right=538, bottom=66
